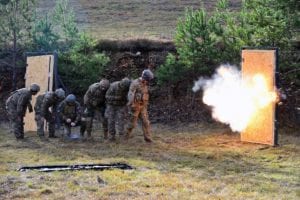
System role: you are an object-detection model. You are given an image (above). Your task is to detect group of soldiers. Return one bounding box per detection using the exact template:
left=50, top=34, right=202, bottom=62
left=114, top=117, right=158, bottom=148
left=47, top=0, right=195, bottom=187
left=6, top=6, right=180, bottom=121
left=5, top=69, right=154, bottom=143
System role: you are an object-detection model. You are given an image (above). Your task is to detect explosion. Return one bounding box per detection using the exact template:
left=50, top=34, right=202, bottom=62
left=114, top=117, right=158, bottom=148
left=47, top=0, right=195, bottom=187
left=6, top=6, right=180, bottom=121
left=193, top=64, right=277, bottom=132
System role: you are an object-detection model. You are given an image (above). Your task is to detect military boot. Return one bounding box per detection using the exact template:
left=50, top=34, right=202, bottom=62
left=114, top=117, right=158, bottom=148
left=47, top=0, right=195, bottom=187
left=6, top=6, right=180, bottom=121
left=109, top=135, right=116, bottom=142
left=49, top=132, right=58, bottom=138
left=103, top=131, right=108, bottom=140
left=144, top=137, right=153, bottom=143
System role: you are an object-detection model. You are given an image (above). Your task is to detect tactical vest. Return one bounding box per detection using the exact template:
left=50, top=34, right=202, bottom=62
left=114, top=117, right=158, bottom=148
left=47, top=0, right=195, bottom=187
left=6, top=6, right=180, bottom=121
left=133, top=79, right=149, bottom=102
left=84, top=83, right=106, bottom=106
left=106, top=81, right=128, bottom=106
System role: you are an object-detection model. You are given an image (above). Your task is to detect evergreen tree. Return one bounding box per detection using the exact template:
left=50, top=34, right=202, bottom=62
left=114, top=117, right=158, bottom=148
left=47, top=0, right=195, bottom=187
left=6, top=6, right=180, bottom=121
left=0, top=0, right=36, bottom=89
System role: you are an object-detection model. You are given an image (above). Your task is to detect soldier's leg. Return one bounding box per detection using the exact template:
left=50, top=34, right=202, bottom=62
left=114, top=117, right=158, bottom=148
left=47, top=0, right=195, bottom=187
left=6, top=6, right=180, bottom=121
left=7, top=106, right=16, bottom=133
left=46, top=113, right=56, bottom=138
left=126, top=104, right=141, bottom=139
left=116, top=106, right=126, bottom=136
left=105, top=105, right=116, bottom=140
left=63, top=124, right=71, bottom=137
left=140, top=105, right=152, bottom=142
left=84, top=107, right=94, bottom=137
left=80, top=120, right=86, bottom=137
left=35, top=114, right=45, bottom=137
left=14, top=116, right=24, bottom=139
left=101, top=106, right=108, bottom=139
left=85, top=117, right=93, bottom=137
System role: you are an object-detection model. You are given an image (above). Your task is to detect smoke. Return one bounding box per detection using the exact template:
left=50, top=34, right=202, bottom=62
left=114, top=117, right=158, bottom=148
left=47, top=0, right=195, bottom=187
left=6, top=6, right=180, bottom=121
left=193, top=64, right=276, bottom=132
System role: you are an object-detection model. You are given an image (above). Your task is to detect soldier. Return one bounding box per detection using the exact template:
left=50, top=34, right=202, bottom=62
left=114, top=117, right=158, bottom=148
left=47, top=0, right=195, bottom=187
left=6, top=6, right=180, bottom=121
left=57, top=94, right=81, bottom=137
left=80, top=79, right=110, bottom=139
left=105, top=78, right=131, bottom=141
left=126, top=69, right=154, bottom=142
left=5, top=83, right=40, bottom=139
left=34, top=88, right=65, bottom=138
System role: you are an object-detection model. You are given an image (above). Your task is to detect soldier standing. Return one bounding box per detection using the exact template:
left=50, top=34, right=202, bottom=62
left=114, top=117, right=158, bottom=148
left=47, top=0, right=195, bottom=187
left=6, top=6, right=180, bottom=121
left=80, top=79, right=110, bottom=139
left=126, top=69, right=154, bottom=142
left=5, top=83, right=40, bottom=139
left=34, top=88, right=65, bottom=138
left=105, top=78, right=131, bottom=141
left=57, top=94, right=81, bottom=137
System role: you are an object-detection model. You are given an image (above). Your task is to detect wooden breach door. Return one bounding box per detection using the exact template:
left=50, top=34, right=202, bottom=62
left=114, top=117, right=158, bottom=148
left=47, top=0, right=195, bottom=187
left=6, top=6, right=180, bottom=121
left=241, top=49, right=278, bottom=146
left=24, top=55, right=54, bottom=132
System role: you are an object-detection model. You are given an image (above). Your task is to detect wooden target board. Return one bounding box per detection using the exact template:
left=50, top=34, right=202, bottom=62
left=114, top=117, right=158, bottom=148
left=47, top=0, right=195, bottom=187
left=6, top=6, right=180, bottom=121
left=24, top=55, right=54, bottom=132
left=241, top=49, right=277, bottom=146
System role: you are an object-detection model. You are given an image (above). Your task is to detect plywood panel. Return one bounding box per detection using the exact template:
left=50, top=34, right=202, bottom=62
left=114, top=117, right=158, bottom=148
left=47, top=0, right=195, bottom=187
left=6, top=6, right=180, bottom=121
left=24, top=55, right=54, bottom=132
left=241, top=50, right=276, bottom=145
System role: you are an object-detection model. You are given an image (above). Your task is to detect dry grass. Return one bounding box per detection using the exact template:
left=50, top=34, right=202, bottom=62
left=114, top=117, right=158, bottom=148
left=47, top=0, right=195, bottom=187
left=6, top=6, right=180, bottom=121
left=37, top=0, right=242, bottom=40
left=0, top=122, right=299, bottom=199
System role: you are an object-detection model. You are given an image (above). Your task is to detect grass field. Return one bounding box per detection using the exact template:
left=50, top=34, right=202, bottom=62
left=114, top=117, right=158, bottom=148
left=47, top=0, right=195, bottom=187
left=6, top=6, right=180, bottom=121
left=37, top=0, right=241, bottom=40
left=0, top=122, right=299, bottom=199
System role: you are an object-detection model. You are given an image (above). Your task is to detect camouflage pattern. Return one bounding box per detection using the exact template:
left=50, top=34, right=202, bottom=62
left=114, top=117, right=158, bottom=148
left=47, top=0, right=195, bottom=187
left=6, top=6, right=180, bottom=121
left=105, top=105, right=127, bottom=139
left=34, top=91, right=63, bottom=137
left=5, top=88, right=35, bottom=139
left=126, top=78, right=152, bottom=142
left=105, top=79, right=131, bottom=139
left=57, top=99, right=81, bottom=136
left=34, top=93, right=45, bottom=136
left=81, top=80, right=109, bottom=138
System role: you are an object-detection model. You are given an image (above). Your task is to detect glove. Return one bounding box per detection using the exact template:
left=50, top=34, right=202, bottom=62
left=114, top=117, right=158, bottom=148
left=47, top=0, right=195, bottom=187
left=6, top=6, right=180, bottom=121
left=66, top=118, right=71, bottom=123
left=71, top=122, right=76, bottom=127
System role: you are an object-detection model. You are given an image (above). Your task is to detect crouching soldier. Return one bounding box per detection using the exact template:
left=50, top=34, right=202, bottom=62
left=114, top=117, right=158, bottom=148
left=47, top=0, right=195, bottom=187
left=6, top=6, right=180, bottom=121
left=126, top=69, right=154, bottom=142
left=6, top=83, right=40, bottom=139
left=57, top=94, right=81, bottom=137
left=34, top=89, right=65, bottom=138
left=81, top=79, right=110, bottom=139
left=105, top=77, right=131, bottom=141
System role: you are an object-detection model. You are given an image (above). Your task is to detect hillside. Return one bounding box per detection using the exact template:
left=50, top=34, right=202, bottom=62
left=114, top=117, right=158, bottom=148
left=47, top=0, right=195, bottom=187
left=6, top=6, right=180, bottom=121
left=37, top=0, right=241, bottom=40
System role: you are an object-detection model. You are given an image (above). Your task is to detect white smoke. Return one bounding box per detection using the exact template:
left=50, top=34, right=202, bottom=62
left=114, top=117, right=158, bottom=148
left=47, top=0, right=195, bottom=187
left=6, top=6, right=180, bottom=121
left=193, top=64, right=258, bottom=132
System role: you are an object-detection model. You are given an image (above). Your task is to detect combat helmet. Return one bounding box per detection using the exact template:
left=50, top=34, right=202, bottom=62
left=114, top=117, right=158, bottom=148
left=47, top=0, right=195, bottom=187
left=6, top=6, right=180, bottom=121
left=120, top=77, right=131, bottom=89
left=54, top=88, right=66, bottom=99
left=66, top=94, right=76, bottom=104
left=99, top=79, right=110, bottom=90
left=141, top=69, right=154, bottom=81
left=30, top=83, right=40, bottom=94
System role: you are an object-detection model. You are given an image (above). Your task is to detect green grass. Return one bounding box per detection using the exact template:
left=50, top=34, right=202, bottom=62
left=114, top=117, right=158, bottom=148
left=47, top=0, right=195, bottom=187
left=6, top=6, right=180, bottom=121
left=0, top=123, right=299, bottom=199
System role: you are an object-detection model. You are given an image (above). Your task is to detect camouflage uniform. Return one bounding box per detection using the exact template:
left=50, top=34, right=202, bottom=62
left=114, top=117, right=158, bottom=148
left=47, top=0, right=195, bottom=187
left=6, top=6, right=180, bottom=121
left=34, top=93, right=45, bottom=136
left=81, top=79, right=109, bottom=138
left=126, top=77, right=152, bottom=142
left=105, top=78, right=131, bottom=140
left=57, top=98, right=81, bottom=136
left=34, top=91, right=64, bottom=137
left=5, top=88, right=36, bottom=139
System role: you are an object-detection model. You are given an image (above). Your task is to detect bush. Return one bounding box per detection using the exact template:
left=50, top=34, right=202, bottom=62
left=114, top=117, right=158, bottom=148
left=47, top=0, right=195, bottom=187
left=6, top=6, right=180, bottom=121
left=157, top=0, right=298, bottom=86
left=59, top=33, right=110, bottom=95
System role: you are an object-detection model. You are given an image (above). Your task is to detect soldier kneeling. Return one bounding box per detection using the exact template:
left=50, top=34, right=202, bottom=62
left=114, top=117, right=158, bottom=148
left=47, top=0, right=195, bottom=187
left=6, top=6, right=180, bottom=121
left=57, top=94, right=81, bottom=137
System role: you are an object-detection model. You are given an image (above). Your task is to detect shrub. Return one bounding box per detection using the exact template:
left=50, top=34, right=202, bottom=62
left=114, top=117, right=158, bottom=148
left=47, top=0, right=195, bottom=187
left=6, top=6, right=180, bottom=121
left=59, top=33, right=110, bottom=95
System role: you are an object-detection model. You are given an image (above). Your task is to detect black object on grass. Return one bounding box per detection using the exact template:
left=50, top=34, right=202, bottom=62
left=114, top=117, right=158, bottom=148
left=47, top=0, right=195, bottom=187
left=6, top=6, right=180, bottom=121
left=18, top=163, right=133, bottom=172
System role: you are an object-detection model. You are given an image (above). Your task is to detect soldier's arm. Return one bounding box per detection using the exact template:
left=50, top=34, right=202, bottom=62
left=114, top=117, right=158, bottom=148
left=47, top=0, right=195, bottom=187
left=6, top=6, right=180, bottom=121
left=41, top=98, right=49, bottom=118
left=34, top=95, right=41, bottom=112
left=17, top=93, right=30, bottom=115
left=27, top=102, right=33, bottom=113
left=57, top=101, right=66, bottom=121
left=127, top=82, right=137, bottom=106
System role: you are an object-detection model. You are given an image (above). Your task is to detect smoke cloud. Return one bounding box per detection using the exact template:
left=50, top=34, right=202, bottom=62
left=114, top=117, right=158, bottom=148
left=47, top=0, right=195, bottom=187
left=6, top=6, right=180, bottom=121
left=193, top=64, right=276, bottom=132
